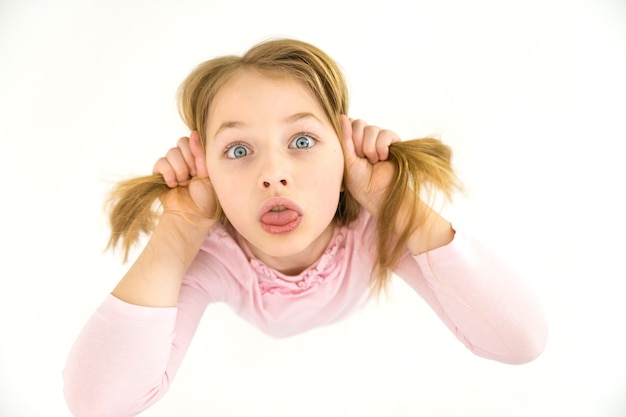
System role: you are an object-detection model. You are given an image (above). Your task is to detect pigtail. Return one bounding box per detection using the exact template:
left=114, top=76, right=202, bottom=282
left=104, top=57, right=240, bottom=262
left=105, top=175, right=170, bottom=262
left=372, top=138, right=460, bottom=293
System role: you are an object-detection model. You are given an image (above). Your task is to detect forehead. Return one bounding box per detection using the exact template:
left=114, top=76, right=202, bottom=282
left=209, top=69, right=320, bottom=116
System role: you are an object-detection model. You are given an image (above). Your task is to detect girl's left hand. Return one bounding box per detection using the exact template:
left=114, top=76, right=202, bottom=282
left=340, top=114, right=401, bottom=218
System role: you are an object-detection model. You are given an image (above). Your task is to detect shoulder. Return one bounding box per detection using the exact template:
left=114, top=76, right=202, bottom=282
left=343, top=209, right=378, bottom=248
left=182, top=223, right=250, bottom=302
left=332, top=209, right=378, bottom=271
left=199, top=222, right=242, bottom=256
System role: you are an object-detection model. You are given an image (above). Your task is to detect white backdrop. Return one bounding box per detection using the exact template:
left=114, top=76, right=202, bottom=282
left=1, top=0, right=625, bottom=416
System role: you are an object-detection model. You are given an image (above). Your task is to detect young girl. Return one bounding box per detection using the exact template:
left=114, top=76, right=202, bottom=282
left=63, top=38, right=547, bottom=416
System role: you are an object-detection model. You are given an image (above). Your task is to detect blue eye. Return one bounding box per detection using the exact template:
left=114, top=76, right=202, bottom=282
left=290, top=134, right=316, bottom=149
left=226, top=144, right=251, bottom=159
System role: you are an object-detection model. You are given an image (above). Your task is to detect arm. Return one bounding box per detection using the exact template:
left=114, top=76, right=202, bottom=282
left=392, top=190, right=547, bottom=363
left=64, top=133, right=217, bottom=416
left=112, top=132, right=216, bottom=307
left=340, top=116, right=455, bottom=254
left=398, top=200, right=456, bottom=255
left=395, top=229, right=548, bottom=364
left=111, top=210, right=213, bottom=307
left=341, top=117, right=546, bottom=363
left=63, top=271, right=213, bottom=417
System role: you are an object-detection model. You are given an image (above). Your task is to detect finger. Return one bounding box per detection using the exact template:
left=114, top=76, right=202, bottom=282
left=340, top=115, right=357, bottom=164
left=376, top=129, right=401, bottom=161
left=165, top=146, right=192, bottom=184
left=176, top=136, right=196, bottom=177
left=362, top=125, right=382, bottom=164
left=350, top=119, right=367, bottom=158
left=153, top=157, right=178, bottom=188
left=189, top=131, right=209, bottom=178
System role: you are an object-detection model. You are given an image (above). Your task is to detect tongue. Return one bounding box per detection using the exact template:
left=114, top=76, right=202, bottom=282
left=260, top=209, right=299, bottom=226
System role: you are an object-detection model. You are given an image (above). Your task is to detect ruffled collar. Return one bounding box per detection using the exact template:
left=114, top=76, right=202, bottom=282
left=235, top=227, right=347, bottom=296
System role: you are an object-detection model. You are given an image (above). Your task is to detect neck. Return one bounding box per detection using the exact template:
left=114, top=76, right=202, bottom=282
left=245, top=224, right=335, bottom=276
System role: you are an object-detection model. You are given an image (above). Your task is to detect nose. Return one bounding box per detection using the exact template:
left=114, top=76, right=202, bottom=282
left=258, top=153, right=291, bottom=189
left=263, top=179, right=287, bottom=188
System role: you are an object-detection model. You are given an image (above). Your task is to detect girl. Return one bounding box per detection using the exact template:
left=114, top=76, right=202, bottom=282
left=63, top=38, right=547, bottom=416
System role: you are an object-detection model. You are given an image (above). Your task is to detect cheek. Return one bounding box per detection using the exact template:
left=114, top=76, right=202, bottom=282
left=312, top=153, right=344, bottom=195
left=327, top=149, right=345, bottom=185
left=206, top=163, right=237, bottom=209
left=206, top=157, right=232, bottom=187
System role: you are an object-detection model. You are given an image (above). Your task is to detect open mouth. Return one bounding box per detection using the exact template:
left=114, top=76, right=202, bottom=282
left=259, top=199, right=302, bottom=234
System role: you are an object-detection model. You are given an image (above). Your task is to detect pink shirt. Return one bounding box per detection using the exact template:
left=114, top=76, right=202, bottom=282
left=63, top=211, right=547, bottom=417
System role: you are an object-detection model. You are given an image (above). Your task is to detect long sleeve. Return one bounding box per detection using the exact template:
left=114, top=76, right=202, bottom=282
left=63, top=279, right=211, bottom=417
left=63, top=216, right=546, bottom=416
left=394, top=228, right=548, bottom=364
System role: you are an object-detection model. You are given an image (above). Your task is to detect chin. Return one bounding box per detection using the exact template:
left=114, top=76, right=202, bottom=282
left=237, top=221, right=334, bottom=264
left=257, top=237, right=311, bottom=257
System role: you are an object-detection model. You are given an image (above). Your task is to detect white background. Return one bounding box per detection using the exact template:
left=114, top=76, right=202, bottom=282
left=1, top=0, right=625, bottom=416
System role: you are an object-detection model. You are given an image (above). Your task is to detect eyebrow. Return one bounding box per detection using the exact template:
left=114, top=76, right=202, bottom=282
left=213, top=112, right=323, bottom=138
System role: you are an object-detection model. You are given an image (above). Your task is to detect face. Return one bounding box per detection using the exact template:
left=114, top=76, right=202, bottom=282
left=205, top=69, right=344, bottom=274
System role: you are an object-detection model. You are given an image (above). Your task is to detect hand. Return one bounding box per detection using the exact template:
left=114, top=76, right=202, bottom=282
left=152, top=131, right=217, bottom=218
left=340, top=115, right=400, bottom=217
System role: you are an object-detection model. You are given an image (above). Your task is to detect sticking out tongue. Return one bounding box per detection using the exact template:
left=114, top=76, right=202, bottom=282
left=260, top=209, right=299, bottom=226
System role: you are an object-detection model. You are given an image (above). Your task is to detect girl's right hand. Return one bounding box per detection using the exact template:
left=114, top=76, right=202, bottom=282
left=152, top=131, right=217, bottom=218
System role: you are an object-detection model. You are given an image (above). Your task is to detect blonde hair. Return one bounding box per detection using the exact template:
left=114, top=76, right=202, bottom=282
left=106, top=38, right=458, bottom=293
